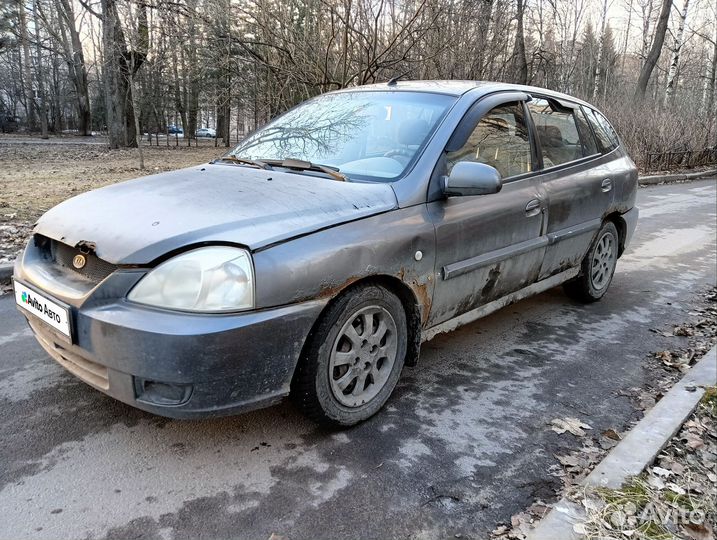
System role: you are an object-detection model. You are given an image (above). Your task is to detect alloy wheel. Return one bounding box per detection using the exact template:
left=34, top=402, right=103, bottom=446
left=590, top=230, right=617, bottom=290
left=328, top=305, right=398, bottom=408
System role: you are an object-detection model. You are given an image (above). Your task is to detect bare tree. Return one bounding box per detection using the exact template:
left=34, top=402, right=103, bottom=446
left=635, top=0, right=673, bottom=99
left=510, top=0, right=529, bottom=84
left=593, top=0, right=609, bottom=99
left=664, top=0, right=690, bottom=103
left=17, top=0, right=35, bottom=130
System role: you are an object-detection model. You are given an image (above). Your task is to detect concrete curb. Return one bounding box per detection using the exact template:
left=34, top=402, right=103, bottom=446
left=526, top=346, right=717, bottom=540
left=639, top=168, right=717, bottom=186
left=0, top=264, right=13, bottom=281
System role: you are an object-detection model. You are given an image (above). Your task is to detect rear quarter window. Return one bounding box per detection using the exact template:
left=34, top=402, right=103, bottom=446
left=574, top=109, right=599, bottom=156
left=583, top=107, right=620, bottom=153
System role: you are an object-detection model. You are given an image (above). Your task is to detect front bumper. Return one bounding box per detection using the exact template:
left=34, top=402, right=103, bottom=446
left=14, top=252, right=326, bottom=419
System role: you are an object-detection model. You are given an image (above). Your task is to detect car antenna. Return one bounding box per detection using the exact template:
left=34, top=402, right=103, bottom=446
left=387, top=71, right=411, bottom=86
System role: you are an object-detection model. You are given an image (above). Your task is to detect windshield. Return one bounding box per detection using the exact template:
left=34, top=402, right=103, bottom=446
left=229, top=91, right=455, bottom=182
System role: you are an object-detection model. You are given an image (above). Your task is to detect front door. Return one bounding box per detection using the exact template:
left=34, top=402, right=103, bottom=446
left=427, top=98, right=547, bottom=327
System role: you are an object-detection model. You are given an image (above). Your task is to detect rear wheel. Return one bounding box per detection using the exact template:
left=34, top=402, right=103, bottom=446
left=291, top=284, right=407, bottom=427
left=563, top=221, right=619, bottom=303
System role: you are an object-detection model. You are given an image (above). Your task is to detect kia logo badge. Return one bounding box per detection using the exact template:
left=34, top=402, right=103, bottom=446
left=72, top=254, right=87, bottom=269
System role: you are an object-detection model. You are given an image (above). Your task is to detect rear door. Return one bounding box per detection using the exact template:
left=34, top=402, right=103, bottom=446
left=526, top=97, right=615, bottom=279
left=426, top=94, right=548, bottom=326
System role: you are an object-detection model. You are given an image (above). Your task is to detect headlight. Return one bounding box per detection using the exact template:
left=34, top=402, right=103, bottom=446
left=128, top=247, right=254, bottom=312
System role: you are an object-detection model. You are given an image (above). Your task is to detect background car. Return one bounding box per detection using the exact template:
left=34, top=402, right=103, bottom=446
left=167, top=124, right=183, bottom=134
left=195, top=127, right=216, bottom=138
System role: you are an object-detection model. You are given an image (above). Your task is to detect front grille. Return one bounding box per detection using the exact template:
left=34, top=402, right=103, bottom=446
left=34, top=235, right=117, bottom=284
left=28, top=318, right=110, bottom=390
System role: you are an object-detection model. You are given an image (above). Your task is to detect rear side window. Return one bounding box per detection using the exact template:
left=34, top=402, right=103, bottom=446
left=527, top=98, right=583, bottom=168
left=583, top=107, right=619, bottom=153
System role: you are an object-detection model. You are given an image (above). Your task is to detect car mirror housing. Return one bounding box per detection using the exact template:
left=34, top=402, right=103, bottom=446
left=443, top=162, right=502, bottom=197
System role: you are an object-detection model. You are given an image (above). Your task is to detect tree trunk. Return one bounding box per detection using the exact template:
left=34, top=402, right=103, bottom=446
left=640, top=0, right=654, bottom=69
left=621, top=0, right=633, bottom=74
left=56, top=0, right=91, bottom=135
left=664, top=0, right=689, bottom=104
left=101, top=0, right=126, bottom=148
left=635, top=0, right=672, bottom=100
left=185, top=0, right=199, bottom=142
left=593, top=0, right=607, bottom=100
left=510, top=0, right=528, bottom=84
left=32, top=0, right=48, bottom=138
left=703, top=24, right=717, bottom=146
left=100, top=0, right=145, bottom=148
left=172, top=44, right=187, bottom=135
left=128, top=68, right=144, bottom=169
left=18, top=0, right=36, bottom=131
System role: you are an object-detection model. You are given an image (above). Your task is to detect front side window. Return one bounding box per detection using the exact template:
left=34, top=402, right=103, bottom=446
left=446, top=102, right=532, bottom=180
left=230, top=91, right=455, bottom=182
left=528, top=98, right=583, bottom=168
left=584, top=107, right=619, bottom=153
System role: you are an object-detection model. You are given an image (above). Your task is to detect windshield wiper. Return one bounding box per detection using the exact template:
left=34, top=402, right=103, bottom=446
left=213, top=155, right=272, bottom=170
left=263, top=158, right=348, bottom=182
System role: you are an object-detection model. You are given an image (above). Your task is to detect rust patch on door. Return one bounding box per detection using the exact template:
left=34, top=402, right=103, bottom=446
left=481, top=265, right=501, bottom=298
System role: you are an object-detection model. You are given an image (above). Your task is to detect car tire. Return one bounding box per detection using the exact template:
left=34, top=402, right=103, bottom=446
left=563, top=221, right=619, bottom=303
left=291, top=284, right=407, bottom=427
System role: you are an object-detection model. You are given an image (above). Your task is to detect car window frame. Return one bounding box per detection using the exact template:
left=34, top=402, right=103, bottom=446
left=573, top=107, right=601, bottom=158
left=427, top=91, right=619, bottom=202
left=581, top=105, right=620, bottom=154
left=441, top=91, right=537, bottom=184
left=526, top=94, right=603, bottom=173
left=444, top=100, right=536, bottom=182
left=229, top=89, right=458, bottom=184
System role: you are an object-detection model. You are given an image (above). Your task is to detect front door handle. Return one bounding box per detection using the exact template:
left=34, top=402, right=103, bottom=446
left=601, top=178, right=613, bottom=192
left=525, top=199, right=541, bottom=216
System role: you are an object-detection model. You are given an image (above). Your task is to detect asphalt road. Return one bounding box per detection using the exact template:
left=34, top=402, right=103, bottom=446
left=0, top=179, right=715, bottom=540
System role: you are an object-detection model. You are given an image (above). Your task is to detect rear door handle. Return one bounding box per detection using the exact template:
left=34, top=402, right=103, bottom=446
left=601, top=178, right=613, bottom=192
left=525, top=199, right=541, bottom=216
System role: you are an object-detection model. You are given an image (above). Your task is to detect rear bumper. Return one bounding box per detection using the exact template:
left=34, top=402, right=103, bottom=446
left=14, top=259, right=326, bottom=418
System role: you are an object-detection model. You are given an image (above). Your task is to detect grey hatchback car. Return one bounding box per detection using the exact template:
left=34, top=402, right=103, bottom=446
left=13, top=81, right=638, bottom=426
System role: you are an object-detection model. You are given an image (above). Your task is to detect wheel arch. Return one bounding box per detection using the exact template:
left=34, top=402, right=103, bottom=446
left=604, top=211, right=627, bottom=257
left=294, top=275, right=423, bottom=385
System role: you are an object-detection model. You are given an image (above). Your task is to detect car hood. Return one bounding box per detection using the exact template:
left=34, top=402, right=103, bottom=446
left=34, top=163, right=398, bottom=264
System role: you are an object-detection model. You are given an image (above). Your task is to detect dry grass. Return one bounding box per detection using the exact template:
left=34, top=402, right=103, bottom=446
left=0, top=143, right=223, bottom=223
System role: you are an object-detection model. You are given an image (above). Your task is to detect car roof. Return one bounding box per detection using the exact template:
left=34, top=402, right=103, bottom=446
left=333, top=80, right=594, bottom=108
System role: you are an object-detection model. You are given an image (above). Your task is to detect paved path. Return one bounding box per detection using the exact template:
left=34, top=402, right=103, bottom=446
left=0, top=179, right=715, bottom=540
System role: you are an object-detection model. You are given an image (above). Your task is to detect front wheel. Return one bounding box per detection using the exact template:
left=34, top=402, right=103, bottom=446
left=563, top=221, right=619, bottom=303
left=291, top=284, right=407, bottom=427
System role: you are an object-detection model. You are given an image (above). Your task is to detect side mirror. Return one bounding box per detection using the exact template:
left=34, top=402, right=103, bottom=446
left=443, top=162, right=502, bottom=197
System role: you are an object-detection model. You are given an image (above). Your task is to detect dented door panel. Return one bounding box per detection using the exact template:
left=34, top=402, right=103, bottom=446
left=538, top=150, right=635, bottom=279
left=426, top=177, right=547, bottom=326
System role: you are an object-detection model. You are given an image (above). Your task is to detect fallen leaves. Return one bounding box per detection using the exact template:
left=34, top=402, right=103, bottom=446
left=684, top=523, right=715, bottom=540
left=550, top=417, right=593, bottom=437
left=651, top=288, right=716, bottom=375
left=655, top=349, right=694, bottom=372
left=490, top=505, right=551, bottom=539
left=489, top=287, right=717, bottom=540
left=570, top=385, right=717, bottom=540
